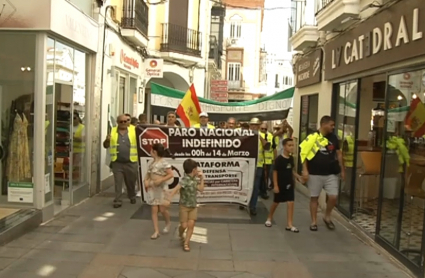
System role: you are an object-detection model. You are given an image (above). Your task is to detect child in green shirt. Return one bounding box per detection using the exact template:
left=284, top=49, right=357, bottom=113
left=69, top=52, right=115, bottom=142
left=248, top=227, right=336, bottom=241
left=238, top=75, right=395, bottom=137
left=170, top=158, right=205, bottom=252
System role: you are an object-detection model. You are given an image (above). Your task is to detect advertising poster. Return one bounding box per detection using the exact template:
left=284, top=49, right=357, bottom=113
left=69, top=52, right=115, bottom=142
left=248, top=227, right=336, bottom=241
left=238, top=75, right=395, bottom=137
left=136, top=126, right=258, bottom=206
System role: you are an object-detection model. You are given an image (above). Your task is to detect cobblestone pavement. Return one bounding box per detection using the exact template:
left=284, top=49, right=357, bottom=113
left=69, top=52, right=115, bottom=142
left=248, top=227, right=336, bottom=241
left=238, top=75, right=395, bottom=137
left=0, top=192, right=413, bottom=278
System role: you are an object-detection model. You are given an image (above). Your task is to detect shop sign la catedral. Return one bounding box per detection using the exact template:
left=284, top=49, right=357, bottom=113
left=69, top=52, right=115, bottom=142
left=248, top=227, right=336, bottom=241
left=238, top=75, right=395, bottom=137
left=136, top=126, right=258, bottom=206
left=325, top=0, right=425, bottom=80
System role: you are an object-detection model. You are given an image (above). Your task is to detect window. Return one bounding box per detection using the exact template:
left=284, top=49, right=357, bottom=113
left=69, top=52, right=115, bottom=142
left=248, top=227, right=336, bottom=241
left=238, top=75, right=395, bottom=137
left=275, top=74, right=279, bottom=88
left=230, top=22, right=242, bottom=38
left=227, top=62, right=241, bottom=89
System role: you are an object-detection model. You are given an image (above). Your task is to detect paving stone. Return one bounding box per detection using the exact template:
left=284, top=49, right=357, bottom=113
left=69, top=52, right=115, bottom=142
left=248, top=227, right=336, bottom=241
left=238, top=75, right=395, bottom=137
left=36, top=240, right=105, bottom=253
left=198, top=259, right=234, bottom=271
left=0, top=258, right=14, bottom=270
left=156, top=269, right=194, bottom=277
left=175, top=271, right=216, bottom=278
left=6, top=258, right=87, bottom=275
left=231, top=274, right=265, bottom=278
left=78, top=264, right=123, bottom=278
left=205, top=271, right=245, bottom=278
left=22, top=249, right=95, bottom=263
left=120, top=267, right=171, bottom=278
left=0, top=247, right=30, bottom=259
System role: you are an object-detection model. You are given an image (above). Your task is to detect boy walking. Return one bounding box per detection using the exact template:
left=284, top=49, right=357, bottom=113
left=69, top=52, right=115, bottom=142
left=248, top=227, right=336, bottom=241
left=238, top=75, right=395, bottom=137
left=170, top=159, right=205, bottom=252
left=265, top=138, right=302, bottom=232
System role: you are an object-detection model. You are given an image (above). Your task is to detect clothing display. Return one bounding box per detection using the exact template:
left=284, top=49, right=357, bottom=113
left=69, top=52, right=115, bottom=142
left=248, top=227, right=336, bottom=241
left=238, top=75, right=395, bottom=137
left=6, top=113, right=31, bottom=182
left=55, top=108, right=71, bottom=181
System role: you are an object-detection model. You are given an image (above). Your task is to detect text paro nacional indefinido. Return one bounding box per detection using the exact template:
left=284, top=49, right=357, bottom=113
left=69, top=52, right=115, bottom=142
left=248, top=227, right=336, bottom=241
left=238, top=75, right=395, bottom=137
left=168, top=128, right=255, bottom=148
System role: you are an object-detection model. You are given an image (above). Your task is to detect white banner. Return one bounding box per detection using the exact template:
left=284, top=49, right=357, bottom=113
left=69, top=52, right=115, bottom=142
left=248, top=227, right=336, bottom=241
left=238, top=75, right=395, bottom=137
left=140, top=157, right=255, bottom=205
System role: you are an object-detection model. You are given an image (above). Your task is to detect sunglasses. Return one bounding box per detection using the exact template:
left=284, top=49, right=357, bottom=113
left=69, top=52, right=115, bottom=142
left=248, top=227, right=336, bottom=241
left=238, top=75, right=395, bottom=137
left=260, top=128, right=267, bottom=131
left=118, top=120, right=128, bottom=124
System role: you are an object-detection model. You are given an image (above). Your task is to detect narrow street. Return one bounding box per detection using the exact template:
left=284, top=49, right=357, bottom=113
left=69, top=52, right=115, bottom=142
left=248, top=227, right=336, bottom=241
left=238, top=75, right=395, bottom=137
left=0, top=191, right=412, bottom=278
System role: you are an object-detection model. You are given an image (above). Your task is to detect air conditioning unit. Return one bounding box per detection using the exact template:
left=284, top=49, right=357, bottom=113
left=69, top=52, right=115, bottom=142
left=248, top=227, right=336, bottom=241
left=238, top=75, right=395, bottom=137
left=230, top=39, right=238, bottom=45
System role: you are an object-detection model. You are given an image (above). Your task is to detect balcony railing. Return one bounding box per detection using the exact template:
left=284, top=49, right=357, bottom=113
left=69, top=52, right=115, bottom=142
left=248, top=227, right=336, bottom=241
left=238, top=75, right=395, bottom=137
left=228, top=80, right=241, bottom=90
left=315, top=0, right=335, bottom=15
left=161, top=23, right=202, bottom=56
left=121, top=0, right=149, bottom=36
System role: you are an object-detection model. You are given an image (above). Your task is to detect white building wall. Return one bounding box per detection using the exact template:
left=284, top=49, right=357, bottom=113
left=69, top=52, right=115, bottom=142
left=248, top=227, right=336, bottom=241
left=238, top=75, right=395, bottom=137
left=224, top=8, right=266, bottom=94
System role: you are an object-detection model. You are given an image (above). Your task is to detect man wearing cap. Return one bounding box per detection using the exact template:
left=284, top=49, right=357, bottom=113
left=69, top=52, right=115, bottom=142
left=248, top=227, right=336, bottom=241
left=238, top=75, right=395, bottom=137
left=193, top=112, right=215, bottom=129
left=248, top=117, right=268, bottom=215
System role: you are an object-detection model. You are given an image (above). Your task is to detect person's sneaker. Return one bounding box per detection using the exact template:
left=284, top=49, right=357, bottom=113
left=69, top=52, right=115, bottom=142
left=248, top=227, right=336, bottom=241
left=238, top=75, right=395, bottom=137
left=250, top=209, right=257, bottom=216
left=265, top=220, right=272, bottom=227
left=260, top=194, right=269, bottom=200
left=113, top=203, right=122, bottom=208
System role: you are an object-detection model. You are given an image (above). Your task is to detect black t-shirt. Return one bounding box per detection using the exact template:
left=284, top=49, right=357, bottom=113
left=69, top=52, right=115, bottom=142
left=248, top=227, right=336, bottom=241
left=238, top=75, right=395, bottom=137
left=274, top=155, right=294, bottom=188
left=307, top=132, right=340, bottom=176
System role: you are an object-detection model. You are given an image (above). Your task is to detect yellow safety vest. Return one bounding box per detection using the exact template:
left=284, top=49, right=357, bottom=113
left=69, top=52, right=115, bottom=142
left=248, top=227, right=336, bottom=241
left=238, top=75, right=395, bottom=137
left=73, top=124, right=85, bottom=154
left=193, top=123, right=215, bottom=129
left=338, top=129, right=343, bottom=139
left=257, top=138, right=264, bottom=168
left=299, top=132, right=329, bottom=163
left=110, top=127, right=138, bottom=162
left=260, top=132, right=274, bottom=164
left=343, top=135, right=354, bottom=167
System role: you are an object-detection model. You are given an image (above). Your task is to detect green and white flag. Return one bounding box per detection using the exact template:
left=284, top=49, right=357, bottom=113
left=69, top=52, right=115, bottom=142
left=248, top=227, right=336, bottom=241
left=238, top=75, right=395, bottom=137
left=150, top=83, right=294, bottom=121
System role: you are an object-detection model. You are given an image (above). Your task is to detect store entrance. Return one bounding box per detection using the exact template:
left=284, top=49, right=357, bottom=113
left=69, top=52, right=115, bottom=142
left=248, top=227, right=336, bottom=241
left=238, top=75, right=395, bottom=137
left=335, top=69, right=425, bottom=274
left=45, top=38, right=87, bottom=215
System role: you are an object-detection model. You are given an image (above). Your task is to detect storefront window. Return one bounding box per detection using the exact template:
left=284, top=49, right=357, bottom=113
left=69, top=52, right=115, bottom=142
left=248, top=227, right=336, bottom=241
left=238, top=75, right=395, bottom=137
left=298, top=94, right=318, bottom=175
left=335, top=81, right=358, bottom=215
left=0, top=33, right=36, bottom=207
left=45, top=38, right=88, bottom=214
left=378, top=69, right=425, bottom=268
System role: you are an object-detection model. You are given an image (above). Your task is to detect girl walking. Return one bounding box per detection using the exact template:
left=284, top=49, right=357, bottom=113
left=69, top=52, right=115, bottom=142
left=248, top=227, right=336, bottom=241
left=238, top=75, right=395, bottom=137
left=144, top=143, right=174, bottom=239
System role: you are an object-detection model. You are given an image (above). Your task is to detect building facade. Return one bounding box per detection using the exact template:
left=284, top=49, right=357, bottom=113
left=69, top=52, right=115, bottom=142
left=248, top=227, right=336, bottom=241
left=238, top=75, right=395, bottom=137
left=290, top=0, right=425, bottom=276
left=265, top=54, right=294, bottom=96
left=223, top=0, right=267, bottom=103
left=0, top=0, right=100, bottom=242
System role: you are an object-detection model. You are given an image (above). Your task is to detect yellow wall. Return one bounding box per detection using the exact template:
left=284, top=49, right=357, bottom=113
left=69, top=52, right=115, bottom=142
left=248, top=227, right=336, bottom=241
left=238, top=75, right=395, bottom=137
left=148, top=1, right=166, bottom=51
left=110, top=0, right=123, bottom=23
left=188, top=0, right=200, bottom=31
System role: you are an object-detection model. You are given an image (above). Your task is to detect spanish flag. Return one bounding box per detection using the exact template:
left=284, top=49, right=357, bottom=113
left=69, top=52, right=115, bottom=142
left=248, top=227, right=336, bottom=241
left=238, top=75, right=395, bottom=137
left=176, top=84, right=202, bottom=127
left=405, top=98, right=425, bottom=137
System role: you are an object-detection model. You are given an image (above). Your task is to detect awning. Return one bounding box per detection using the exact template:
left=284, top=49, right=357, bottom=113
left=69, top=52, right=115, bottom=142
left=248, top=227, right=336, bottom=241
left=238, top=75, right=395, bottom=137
left=150, top=83, right=294, bottom=121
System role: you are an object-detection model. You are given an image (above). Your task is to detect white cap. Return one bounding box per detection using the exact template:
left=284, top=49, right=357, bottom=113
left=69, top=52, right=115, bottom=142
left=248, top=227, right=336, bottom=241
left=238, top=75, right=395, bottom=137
left=199, top=112, right=208, bottom=117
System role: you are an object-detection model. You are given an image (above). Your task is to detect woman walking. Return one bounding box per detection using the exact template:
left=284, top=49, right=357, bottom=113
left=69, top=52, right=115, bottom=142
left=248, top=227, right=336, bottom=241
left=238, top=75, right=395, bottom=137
left=144, top=143, right=174, bottom=239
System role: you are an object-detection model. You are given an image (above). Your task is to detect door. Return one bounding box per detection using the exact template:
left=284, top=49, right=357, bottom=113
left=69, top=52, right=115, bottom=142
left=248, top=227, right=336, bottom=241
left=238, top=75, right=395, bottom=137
left=168, top=0, right=189, bottom=51
left=376, top=69, right=425, bottom=275
left=335, top=80, right=360, bottom=217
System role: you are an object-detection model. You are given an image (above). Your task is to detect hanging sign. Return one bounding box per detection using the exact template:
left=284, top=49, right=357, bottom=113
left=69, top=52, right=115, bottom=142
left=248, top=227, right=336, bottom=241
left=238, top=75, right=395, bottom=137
left=145, top=59, right=164, bottom=78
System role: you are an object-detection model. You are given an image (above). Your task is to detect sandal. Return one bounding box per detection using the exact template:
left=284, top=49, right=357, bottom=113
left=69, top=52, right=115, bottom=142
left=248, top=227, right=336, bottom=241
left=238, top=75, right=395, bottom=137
left=309, top=224, right=318, bottom=231
left=264, top=220, right=272, bottom=227
left=183, top=243, right=190, bottom=252
left=150, top=232, right=160, bottom=240
left=286, top=226, right=300, bottom=233
left=323, top=218, right=335, bottom=230
left=163, top=224, right=171, bottom=234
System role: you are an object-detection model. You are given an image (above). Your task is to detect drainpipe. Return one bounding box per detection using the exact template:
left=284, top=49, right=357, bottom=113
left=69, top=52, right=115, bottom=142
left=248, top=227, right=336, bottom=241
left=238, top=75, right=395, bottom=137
left=97, top=5, right=114, bottom=194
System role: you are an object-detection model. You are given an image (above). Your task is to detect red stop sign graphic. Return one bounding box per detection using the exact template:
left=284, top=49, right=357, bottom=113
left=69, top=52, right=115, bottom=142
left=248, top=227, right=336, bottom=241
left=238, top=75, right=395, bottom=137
left=139, top=128, right=169, bottom=156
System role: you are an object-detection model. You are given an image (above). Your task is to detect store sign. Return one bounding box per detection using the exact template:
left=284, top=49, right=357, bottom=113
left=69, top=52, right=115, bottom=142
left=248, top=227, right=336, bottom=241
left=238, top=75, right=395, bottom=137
left=0, top=0, right=99, bottom=52
left=145, top=59, right=164, bottom=78
left=136, top=126, right=257, bottom=206
left=120, top=49, right=140, bottom=70
left=8, top=182, right=34, bottom=203
left=325, top=0, right=425, bottom=80
left=210, top=80, right=228, bottom=102
left=295, top=49, right=322, bottom=88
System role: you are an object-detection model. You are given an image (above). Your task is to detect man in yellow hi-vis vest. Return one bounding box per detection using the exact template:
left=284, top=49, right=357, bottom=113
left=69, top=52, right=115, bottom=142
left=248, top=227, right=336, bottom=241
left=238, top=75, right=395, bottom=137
left=300, top=116, right=344, bottom=231
left=103, top=114, right=139, bottom=208
left=260, top=122, right=274, bottom=199
left=247, top=117, right=269, bottom=215
left=193, top=112, right=215, bottom=129
left=72, top=112, right=85, bottom=180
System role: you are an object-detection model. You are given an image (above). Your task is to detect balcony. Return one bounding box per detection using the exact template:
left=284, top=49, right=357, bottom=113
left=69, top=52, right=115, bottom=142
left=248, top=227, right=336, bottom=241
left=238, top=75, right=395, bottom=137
left=228, top=80, right=243, bottom=90
left=289, top=24, right=319, bottom=51
left=121, top=0, right=149, bottom=47
left=160, top=23, right=202, bottom=61
left=315, top=0, right=360, bottom=31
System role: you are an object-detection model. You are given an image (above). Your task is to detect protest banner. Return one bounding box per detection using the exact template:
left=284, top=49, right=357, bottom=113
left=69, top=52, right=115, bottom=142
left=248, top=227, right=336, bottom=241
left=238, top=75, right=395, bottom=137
left=136, top=125, right=258, bottom=206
